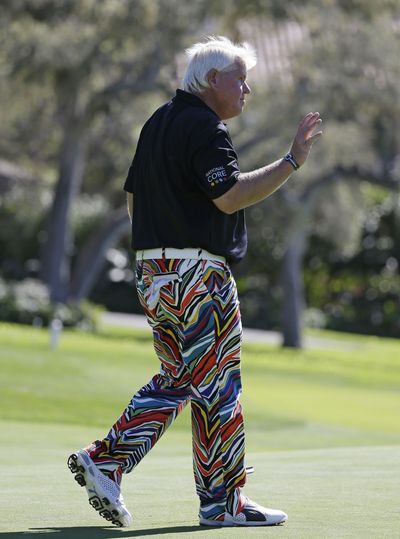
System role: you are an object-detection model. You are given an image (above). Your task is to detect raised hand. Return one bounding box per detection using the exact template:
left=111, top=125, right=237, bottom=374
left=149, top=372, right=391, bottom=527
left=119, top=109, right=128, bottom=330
left=290, top=112, right=323, bottom=167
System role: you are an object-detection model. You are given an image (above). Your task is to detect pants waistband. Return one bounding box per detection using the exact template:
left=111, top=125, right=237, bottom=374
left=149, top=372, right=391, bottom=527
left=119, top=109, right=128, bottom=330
left=135, top=247, right=226, bottom=263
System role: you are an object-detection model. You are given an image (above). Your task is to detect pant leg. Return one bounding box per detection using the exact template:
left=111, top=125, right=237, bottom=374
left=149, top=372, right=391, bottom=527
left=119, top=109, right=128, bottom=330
left=137, top=256, right=247, bottom=509
left=87, top=260, right=191, bottom=478
left=182, top=260, right=246, bottom=521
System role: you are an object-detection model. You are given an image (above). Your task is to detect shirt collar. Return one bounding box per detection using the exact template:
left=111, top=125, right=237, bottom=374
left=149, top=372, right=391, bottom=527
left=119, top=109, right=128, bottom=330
left=173, top=89, right=219, bottom=117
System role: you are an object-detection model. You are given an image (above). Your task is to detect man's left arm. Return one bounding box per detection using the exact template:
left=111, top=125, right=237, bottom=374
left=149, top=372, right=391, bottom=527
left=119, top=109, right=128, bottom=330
left=213, top=112, right=322, bottom=214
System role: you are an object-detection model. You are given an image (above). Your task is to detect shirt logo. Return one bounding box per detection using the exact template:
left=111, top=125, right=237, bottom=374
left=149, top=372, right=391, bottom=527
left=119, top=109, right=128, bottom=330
left=205, top=166, right=228, bottom=187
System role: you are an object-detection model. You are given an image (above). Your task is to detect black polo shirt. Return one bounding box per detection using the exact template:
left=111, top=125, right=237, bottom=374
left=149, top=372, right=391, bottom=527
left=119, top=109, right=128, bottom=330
left=123, top=89, right=247, bottom=264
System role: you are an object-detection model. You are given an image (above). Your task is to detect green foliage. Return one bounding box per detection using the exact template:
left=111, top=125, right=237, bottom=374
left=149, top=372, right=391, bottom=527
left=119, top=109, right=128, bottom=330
left=305, top=195, right=400, bottom=336
left=1, top=1, right=399, bottom=337
left=232, top=4, right=400, bottom=337
left=236, top=273, right=282, bottom=330
left=0, top=167, right=47, bottom=274
left=324, top=271, right=400, bottom=336
left=0, top=278, right=50, bottom=324
left=71, top=193, right=111, bottom=245
left=0, top=277, right=103, bottom=329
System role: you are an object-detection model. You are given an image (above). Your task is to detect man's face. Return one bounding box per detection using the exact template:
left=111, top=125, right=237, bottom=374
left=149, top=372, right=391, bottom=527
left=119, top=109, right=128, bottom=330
left=211, top=61, right=251, bottom=120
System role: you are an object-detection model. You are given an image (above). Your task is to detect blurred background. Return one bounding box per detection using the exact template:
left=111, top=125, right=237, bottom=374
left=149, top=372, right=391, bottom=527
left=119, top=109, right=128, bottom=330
left=0, top=0, right=399, bottom=347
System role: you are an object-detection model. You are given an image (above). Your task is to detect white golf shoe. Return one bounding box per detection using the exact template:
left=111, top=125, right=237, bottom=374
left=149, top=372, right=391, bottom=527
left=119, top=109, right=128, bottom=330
left=67, top=449, right=132, bottom=527
left=199, top=494, right=287, bottom=527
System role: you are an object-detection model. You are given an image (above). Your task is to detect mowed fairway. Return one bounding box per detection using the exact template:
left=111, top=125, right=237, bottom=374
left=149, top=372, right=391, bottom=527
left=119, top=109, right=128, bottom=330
left=0, top=323, right=399, bottom=538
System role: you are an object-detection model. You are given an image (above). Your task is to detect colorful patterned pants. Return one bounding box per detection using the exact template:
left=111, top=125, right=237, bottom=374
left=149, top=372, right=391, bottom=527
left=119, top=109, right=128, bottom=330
left=89, top=257, right=246, bottom=519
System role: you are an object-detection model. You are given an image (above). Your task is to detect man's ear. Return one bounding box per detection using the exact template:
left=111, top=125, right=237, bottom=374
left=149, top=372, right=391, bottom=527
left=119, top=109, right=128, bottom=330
left=206, top=68, right=219, bottom=88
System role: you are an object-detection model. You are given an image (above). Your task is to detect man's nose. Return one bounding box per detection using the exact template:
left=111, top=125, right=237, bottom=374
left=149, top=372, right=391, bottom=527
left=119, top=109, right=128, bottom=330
left=243, top=81, right=251, bottom=94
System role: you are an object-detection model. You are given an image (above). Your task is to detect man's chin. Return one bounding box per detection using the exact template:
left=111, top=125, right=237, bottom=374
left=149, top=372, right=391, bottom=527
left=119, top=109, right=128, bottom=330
left=221, top=105, right=245, bottom=121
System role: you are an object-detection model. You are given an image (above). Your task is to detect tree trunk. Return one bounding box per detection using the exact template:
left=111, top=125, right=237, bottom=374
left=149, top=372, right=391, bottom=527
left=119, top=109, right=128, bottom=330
left=280, top=228, right=307, bottom=348
left=69, top=205, right=130, bottom=301
left=41, top=121, right=86, bottom=303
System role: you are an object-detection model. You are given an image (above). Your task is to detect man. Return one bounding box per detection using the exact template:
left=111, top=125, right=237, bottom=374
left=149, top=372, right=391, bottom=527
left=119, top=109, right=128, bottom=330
left=68, top=36, right=322, bottom=528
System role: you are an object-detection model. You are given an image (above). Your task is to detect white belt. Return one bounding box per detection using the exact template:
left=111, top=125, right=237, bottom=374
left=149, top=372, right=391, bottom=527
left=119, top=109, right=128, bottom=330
left=135, top=247, right=226, bottom=263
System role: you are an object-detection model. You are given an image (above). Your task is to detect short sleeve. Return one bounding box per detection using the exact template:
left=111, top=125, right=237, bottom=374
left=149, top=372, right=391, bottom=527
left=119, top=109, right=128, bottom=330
left=123, top=114, right=153, bottom=194
left=191, top=126, right=240, bottom=200
left=123, top=159, right=135, bottom=193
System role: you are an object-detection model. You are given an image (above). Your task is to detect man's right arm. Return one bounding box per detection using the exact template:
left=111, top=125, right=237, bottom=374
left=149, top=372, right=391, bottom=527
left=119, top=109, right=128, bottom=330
left=127, top=192, right=134, bottom=223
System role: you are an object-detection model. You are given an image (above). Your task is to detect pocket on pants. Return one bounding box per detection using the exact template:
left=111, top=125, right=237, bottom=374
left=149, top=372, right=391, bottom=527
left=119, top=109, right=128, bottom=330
left=145, top=272, right=182, bottom=312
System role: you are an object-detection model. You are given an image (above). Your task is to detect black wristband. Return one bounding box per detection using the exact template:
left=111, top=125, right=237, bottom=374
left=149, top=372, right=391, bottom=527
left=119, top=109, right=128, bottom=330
left=284, top=152, right=300, bottom=170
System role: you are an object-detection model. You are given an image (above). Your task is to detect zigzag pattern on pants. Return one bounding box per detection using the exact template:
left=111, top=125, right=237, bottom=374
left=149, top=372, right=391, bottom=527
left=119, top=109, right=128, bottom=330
left=87, top=257, right=246, bottom=520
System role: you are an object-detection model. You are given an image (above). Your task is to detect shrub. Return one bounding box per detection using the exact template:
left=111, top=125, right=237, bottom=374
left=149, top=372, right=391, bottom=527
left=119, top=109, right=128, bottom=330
left=0, top=277, right=102, bottom=330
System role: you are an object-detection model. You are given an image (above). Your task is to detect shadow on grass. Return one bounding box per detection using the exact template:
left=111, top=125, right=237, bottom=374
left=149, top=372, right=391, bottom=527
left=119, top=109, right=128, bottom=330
left=0, top=525, right=209, bottom=538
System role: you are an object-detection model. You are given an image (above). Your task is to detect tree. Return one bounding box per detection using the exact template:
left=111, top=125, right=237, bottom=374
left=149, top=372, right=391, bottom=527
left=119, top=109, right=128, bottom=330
left=1, top=0, right=212, bottom=302
left=235, top=4, right=400, bottom=345
left=1, top=1, right=399, bottom=345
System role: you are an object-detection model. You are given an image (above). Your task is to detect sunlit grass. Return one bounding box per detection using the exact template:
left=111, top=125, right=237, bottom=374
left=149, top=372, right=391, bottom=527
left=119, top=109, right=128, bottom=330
left=1, top=323, right=399, bottom=448
left=1, top=323, right=400, bottom=537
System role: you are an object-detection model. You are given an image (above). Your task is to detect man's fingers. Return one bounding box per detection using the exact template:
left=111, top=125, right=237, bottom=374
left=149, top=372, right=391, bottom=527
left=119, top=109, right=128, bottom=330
left=304, top=115, right=322, bottom=131
left=291, top=112, right=323, bottom=163
left=306, top=118, right=323, bottom=137
left=300, top=112, right=322, bottom=132
left=299, top=117, right=322, bottom=140
left=306, top=130, right=323, bottom=147
left=300, top=111, right=319, bottom=124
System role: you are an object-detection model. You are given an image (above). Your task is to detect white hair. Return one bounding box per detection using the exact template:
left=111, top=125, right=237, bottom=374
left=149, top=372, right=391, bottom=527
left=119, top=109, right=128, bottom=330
left=182, top=35, right=257, bottom=94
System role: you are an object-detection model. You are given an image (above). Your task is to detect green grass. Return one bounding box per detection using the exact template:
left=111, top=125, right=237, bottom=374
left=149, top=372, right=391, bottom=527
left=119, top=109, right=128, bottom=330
left=1, top=323, right=399, bottom=445
left=1, top=323, right=400, bottom=537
